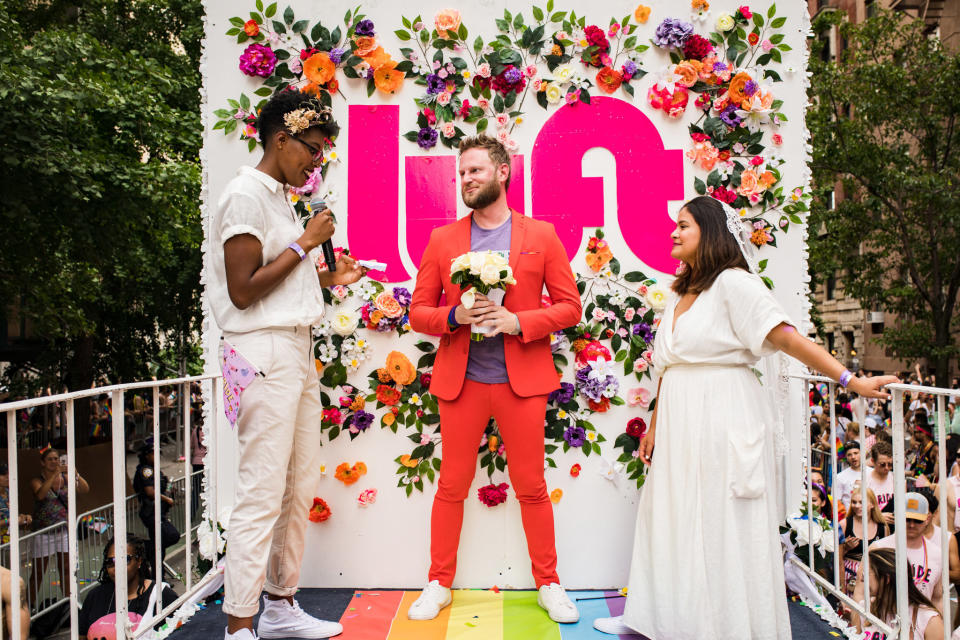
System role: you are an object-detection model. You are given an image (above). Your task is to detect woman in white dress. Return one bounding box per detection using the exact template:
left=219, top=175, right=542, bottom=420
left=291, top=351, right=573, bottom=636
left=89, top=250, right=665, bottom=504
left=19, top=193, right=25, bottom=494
left=593, top=196, right=897, bottom=639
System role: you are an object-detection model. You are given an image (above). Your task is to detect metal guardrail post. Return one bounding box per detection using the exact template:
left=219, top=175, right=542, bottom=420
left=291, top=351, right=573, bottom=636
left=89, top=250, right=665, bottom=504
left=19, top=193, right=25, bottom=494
left=66, top=399, right=80, bottom=640
left=111, top=389, right=129, bottom=640
left=890, top=388, right=909, bottom=640
left=6, top=411, right=22, bottom=640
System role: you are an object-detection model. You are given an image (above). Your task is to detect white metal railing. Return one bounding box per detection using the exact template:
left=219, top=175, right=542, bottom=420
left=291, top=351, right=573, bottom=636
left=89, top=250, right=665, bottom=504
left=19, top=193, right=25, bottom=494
left=792, top=374, right=957, bottom=640
left=0, top=374, right=221, bottom=640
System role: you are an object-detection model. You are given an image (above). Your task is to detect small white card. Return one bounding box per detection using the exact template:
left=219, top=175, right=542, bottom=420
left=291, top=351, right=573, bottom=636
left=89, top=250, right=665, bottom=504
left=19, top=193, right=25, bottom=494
left=358, top=259, right=387, bottom=270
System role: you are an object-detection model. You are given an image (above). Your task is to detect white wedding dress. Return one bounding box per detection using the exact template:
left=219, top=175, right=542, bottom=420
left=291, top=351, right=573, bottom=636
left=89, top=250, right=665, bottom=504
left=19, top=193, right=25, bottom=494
left=621, top=268, right=793, bottom=639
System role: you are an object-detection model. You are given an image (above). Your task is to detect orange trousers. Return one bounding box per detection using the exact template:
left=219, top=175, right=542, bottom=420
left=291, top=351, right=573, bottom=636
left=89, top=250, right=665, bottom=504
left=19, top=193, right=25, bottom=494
left=429, top=379, right=559, bottom=588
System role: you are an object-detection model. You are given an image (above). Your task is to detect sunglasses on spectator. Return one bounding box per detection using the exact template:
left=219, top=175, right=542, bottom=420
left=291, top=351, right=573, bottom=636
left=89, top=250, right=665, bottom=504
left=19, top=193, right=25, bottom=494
left=104, top=555, right=138, bottom=568
left=875, top=461, right=893, bottom=469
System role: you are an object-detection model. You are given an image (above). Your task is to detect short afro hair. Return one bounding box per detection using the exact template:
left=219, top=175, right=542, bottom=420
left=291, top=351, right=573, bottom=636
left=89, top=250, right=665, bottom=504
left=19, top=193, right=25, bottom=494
left=256, top=88, right=340, bottom=149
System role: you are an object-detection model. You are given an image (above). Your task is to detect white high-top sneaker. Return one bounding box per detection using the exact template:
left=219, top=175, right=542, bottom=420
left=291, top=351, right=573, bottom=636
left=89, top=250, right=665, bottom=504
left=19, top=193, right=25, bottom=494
left=406, top=580, right=452, bottom=620
left=256, top=596, right=343, bottom=639
left=224, top=627, right=257, bottom=640
left=537, top=583, right=580, bottom=623
left=594, top=615, right=641, bottom=635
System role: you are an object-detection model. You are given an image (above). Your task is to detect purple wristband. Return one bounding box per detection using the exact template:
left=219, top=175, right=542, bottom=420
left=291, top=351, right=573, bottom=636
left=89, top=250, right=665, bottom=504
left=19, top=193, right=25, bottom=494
left=288, top=242, right=307, bottom=261
left=839, top=370, right=853, bottom=388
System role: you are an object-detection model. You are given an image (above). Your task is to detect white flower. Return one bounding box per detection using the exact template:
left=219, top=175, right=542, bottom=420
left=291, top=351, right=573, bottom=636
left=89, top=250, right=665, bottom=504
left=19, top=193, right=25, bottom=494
left=480, top=262, right=503, bottom=286
left=554, top=64, right=574, bottom=84
left=331, top=308, right=360, bottom=336
left=557, top=409, right=568, bottom=419
left=197, top=520, right=216, bottom=559
left=645, top=284, right=669, bottom=312
left=591, top=308, right=607, bottom=322
left=460, top=286, right=477, bottom=309
left=410, top=393, right=423, bottom=406
left=820, top=530, right=836, bottom=554
left=451, top=253, right=472, bottom=274
left=545, top=82, right=563, bottom=104
left=716, top=12, right=735, bottom=32
left=586, top=431, right=597, bottom=442
left=468, top=251, right=487, bottom=275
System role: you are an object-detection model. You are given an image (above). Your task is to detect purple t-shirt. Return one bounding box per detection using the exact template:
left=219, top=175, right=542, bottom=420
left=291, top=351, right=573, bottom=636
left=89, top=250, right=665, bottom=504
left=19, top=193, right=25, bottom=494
left=465, top=217, right=510, bottom=384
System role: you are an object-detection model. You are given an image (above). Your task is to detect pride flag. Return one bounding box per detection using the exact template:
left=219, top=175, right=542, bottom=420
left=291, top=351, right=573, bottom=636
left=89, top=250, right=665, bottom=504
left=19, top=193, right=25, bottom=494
left=335, top=589, right=642, bottom=640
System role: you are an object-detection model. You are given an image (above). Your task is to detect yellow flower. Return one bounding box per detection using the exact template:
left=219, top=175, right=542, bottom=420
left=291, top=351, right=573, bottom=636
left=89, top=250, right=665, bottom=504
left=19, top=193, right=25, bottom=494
left=545, top=82, right=563, bottom=104
left=550, top=488, right=563, bottom=504
left=716, top=12, right=735, bottom=32
left=290, top=194, right=300, bottom=204
left=462, top=70, right=471, bottom=79
left=586, top=431, right=597, bottom=442
left=558, top=409, right=568, bottom=419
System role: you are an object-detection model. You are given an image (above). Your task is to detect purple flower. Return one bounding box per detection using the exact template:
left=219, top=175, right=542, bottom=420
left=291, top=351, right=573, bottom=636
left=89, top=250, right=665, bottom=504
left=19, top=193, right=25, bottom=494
left=623, top=60, right=638, bottom=75
left=354, top=19, right=375, bottom=37
left=426, top=73, right=445, bottom=95
left=329, top=46, right=348, bottom=64
left=743, top=79, right=758, bottom=97
left=631, top=322, right=653, bottom=343
left=417, top=127, right=438, bottom=149
left=652, top=18, right=694, bottom=49
left=503, top=67, right=522, bottom=84
left=563, top=425, right=587, bottom=448
left=238, top=43, right=277, bottom=78
left=713, top=61, right=728, bottom=74
left=392, top=287, right=412, bottom=306
left=575, top=365, right=618, bottom=402
left=350, top=410, right=374, bottom=431
left=365, top=67, right=375, bottom=79
left=720, top=103, right=743, bottom=128
left=549, top=382, right=575, bottom=405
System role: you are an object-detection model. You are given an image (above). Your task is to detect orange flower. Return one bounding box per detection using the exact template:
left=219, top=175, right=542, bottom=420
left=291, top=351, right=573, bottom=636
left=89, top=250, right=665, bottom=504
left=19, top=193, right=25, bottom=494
left=304, top=52, right=335, bottom=85
left=354, top=461, right=368, bottom=475
left=327, top=77, right=339, bottom=93
left=244, top=20, right=260, bottom=37
left=488, top=435, right=499, bottom=452
left=572, top=338, right=588, bottom=353
left=361, top=46, right=392, bottom=70
left=400, top=454, right=420, bottom=468
left=386, top=351, right=417, bottom=386
left=595, top=67, right=623, bottom=94
left=759, top=171, right=777, bottom=189
left=382, top=412, right=396, bottom=427
left=374, top=64, right=405, bottom=94
left=585, top=244, right=614, bottom=272
left=737, top=169, right=760, bottom=196
left=308, top=497, right=331, bottom=522
left=376, top=384, right=401, bottom=406
left=691, top=0, right=709, bottom=10
left=335, top=462, right=359, bottom=484
left=377, top=368, right=393, bottom=383
left=375, top=292, right=405, bottom=318
left=315, top=359, right=323, bottom=375
left=727, top=72, right=752, bottom=106
left=353, top=36, right=378, bottom=57
left=634, top=4, right=651, bottom=23
left=370, top=310, right=384, bottom=325
left=302, top=82, right=321, bottom=97
left=674, top=60, right=702, bottom=87
left=350, top=396, right=366, bottom=412
left=434, top=8, right=462, bottom=38
left=550, top=488, right=563, bottom=504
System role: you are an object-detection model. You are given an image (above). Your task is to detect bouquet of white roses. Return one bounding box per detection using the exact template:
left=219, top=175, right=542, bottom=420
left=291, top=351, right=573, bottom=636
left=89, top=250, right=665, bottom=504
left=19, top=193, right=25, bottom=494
left=450, top=250, right=517, bottom=341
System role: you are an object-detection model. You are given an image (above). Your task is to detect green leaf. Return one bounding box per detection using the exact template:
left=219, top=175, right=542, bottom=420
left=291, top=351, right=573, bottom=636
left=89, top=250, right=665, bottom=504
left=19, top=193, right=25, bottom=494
left=770, top=16, right=786, bottom=28
left=458, top=23, right=468, bottom=40
left=265, top=3, right=277, bottom=18
left=768, top=3, right=777, bottom=18
left=229, top=16, right=245, bottom=27
left=753, top=13, right=764, bottom=28
left=254, top=87, right=273, bottom=97
left=283, top=6, right=295, bottom=26
left=292, top=19, right=309, bottom=34
left=694, top=177, right=706, bottom=195
left=533, top=6, right=544, bottom=22
left=476, top=118, right=488, bottom=133
left=395, top=29, right=411, bottom=41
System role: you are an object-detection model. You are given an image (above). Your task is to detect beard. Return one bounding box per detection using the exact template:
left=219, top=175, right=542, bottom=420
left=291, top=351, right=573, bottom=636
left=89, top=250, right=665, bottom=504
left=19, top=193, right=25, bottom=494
left=461, top=178, right=502, bottom=210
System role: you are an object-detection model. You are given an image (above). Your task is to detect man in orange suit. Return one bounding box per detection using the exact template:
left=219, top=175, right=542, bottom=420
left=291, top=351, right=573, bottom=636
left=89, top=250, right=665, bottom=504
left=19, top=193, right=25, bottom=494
left=407, top=135, right=582, bottom=623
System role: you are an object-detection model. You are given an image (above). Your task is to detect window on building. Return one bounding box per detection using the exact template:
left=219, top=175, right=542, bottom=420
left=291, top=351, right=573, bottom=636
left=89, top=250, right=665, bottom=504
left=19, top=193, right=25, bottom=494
left=865, top=0, right=878, bottom=19
left=827, top=333, right=836, bottom=355
left=826, top=273, right=837, bottom=300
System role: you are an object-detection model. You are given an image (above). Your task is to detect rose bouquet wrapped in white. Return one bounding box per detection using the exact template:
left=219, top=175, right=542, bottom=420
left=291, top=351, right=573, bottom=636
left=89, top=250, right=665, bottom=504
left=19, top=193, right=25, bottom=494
left=450, top=250, right=517, bottom=341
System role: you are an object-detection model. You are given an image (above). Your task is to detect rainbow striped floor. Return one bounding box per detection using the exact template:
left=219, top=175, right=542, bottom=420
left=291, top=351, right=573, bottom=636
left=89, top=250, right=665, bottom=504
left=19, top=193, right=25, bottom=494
left=335, top=589, right=639, bottom=639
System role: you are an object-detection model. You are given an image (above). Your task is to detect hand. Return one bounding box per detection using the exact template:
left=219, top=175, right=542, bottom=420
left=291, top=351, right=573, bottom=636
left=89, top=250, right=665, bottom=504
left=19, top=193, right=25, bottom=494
left=454, top=295, right=494, bottom=325
left=639, top=428, right=656, bottom=465
left=19, top=514, right=32, bottom=527
left=849, top=375, right=899, bottom=399
left=327, top=254, right=367, bottom=286
left=299, top=210, right=335, bottom=252
left=844, top=536, right=860, bottom=549
left=59, top=463, right=68, bottom=474
left=479, top=306, right=521, bottom=337
left=882, top=512, right=894, bottom=525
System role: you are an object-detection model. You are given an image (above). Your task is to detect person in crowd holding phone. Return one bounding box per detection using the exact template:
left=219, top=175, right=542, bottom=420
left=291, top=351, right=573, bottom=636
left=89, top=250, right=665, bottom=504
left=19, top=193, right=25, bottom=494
left=29, top=445, right=88, bottom=605
left=210, top=88, right=365, bottom=640
left=0, top=463, right=32, bottom=544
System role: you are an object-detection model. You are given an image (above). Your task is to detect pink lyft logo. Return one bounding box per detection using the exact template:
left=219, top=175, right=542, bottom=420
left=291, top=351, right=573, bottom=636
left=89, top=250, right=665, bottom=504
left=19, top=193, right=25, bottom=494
left=347, top=97, right=683, bottom=283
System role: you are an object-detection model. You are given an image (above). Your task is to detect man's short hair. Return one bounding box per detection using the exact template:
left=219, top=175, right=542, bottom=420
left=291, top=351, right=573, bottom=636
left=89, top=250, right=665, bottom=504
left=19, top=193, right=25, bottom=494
left=871, top=440, right=893, bottom=460
left=458, top=134, right=512, bottom=190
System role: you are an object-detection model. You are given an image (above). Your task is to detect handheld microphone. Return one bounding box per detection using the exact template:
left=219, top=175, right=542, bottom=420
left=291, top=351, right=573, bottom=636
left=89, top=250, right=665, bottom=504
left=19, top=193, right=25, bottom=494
left=309, top=198, right=336, bottom=272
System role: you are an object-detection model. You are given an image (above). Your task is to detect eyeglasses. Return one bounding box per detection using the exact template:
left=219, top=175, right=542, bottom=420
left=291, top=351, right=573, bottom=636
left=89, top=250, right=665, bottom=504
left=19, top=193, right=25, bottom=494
left=875, top=461, right=893, bottom=469
left=290, top=136, right=324, bottom=164
left=104, top=555, right=138, bottom=568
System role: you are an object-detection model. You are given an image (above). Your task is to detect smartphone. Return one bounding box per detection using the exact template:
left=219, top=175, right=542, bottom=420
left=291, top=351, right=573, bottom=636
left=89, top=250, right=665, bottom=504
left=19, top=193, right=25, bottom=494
left=59, top=455, right=67, bottom=467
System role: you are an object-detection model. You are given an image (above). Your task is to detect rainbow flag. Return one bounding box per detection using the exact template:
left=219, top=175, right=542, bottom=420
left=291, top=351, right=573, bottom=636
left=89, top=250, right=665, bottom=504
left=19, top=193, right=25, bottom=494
left=335, top=590, right=643, bottom=640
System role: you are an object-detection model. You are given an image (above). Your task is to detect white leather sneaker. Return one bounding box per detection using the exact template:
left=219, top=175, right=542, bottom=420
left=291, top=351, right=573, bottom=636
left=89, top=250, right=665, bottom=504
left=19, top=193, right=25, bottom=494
left=537, top=583, right=580, bottom=623
left=224, top=627, right=257, bottom=640
left=407, top=580, right=452, bottom=620
left=256, top=596, right=343, bottom=639
left=594, top=615, right=639, bottom=635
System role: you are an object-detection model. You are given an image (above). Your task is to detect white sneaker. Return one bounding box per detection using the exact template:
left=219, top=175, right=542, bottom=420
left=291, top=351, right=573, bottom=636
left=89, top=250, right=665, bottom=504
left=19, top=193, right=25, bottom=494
left=256, top=596, right=343, bottom=639
left=594, top=615, right=639, bottom=635
left=537, top=583, right=579, bottom=623
left=224, top=628, right=257, bottom=640
left=407, top=580, right=452, bottom=620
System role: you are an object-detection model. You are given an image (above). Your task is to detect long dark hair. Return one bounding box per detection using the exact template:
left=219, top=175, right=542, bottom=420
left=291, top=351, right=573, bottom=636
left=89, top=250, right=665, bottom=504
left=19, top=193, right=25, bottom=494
left=672, top=196, right=749, bottom=296
left=98, top=535, right=152, bottom=597
left=867, top=548, right=938, bottom=623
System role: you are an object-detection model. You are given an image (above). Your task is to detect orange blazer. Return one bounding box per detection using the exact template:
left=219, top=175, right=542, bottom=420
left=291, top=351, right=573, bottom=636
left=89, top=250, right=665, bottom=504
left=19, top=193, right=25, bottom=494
left=409, top=210, right=582, bottom=401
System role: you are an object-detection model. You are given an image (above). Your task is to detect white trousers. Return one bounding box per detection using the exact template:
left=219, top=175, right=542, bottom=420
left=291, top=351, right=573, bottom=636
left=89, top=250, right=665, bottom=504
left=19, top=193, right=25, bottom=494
left=221, top=326, right=323, bottom=617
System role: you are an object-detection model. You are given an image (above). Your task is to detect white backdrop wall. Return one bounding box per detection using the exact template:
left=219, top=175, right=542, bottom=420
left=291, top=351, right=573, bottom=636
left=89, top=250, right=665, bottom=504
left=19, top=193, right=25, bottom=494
left=200, top=0, right=813, bottom=588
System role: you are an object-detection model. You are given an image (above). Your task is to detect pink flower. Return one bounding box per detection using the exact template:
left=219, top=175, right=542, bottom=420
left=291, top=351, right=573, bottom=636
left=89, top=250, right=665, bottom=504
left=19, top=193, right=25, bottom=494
left=441, top=122, right=456, bottom=138
left=331, top=285, right=348, bottom=300
left=238, top=43, right=277, bottom=78
left=637, top=284, right=649, bottom=296
left=608, top=24, right=620, bottom=37
left=532, top=78, right=542, bottom=91
left=750, top=155, right=764, bottom=166
left=477, top=63, right=492, bottom=78
left=686, top=141, right=719, bottom=171
left=633, top=359, right=649, bottom=373
left=438, top=68, right=448, bottom=79
left=420, top=432, right=432, bottom=445
left=606, top=310, right=617, bottom=322
left=738, top=5, right=752, bottom=19
left=495, top=129, right=510, bottom=146
left=592, top=308, right=607, bottom=322
left=761, top=39, right=774, bottom=52
left=322, top=407, right=343, bottom=424
left=358, top=488, right=377, bottom=507
left=437, top=92, right=451, bottom=106
left=772, top=133, right=783, bottom=145
left=624, top=308, right=636, bottom=321
left=477, top=97, right=490, bottom=110
left=642, top=349, right=654, bottom=362
left=627, top=387, right=652, bottom=408
left=524, top=64, right=538, bottom=78
left=339, top=396, right=352, bottom=407
left=495, top=113, right=510, bottom=128
left=565, top=89, right=581, bottom=106
left=477, top=482, right=509, bottom=507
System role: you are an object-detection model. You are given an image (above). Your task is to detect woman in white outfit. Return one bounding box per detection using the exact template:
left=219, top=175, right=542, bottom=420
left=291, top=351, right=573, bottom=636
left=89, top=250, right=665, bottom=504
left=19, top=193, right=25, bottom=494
left=593, top=196, right=897, bottom=639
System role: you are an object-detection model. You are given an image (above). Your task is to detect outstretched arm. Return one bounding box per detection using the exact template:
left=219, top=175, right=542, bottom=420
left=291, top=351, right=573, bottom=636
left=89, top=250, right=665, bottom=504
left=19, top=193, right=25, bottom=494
left=765, top=323, right=899, bottom=399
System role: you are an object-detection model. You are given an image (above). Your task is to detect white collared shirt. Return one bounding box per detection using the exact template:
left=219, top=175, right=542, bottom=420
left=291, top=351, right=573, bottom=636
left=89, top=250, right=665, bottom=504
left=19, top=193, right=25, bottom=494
left=208, top=166, right=325, bottom=333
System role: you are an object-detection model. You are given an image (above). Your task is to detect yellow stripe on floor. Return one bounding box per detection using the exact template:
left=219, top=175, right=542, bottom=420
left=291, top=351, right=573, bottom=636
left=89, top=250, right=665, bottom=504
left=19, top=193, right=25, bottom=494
left=445, top=589, right=504, bottom=640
